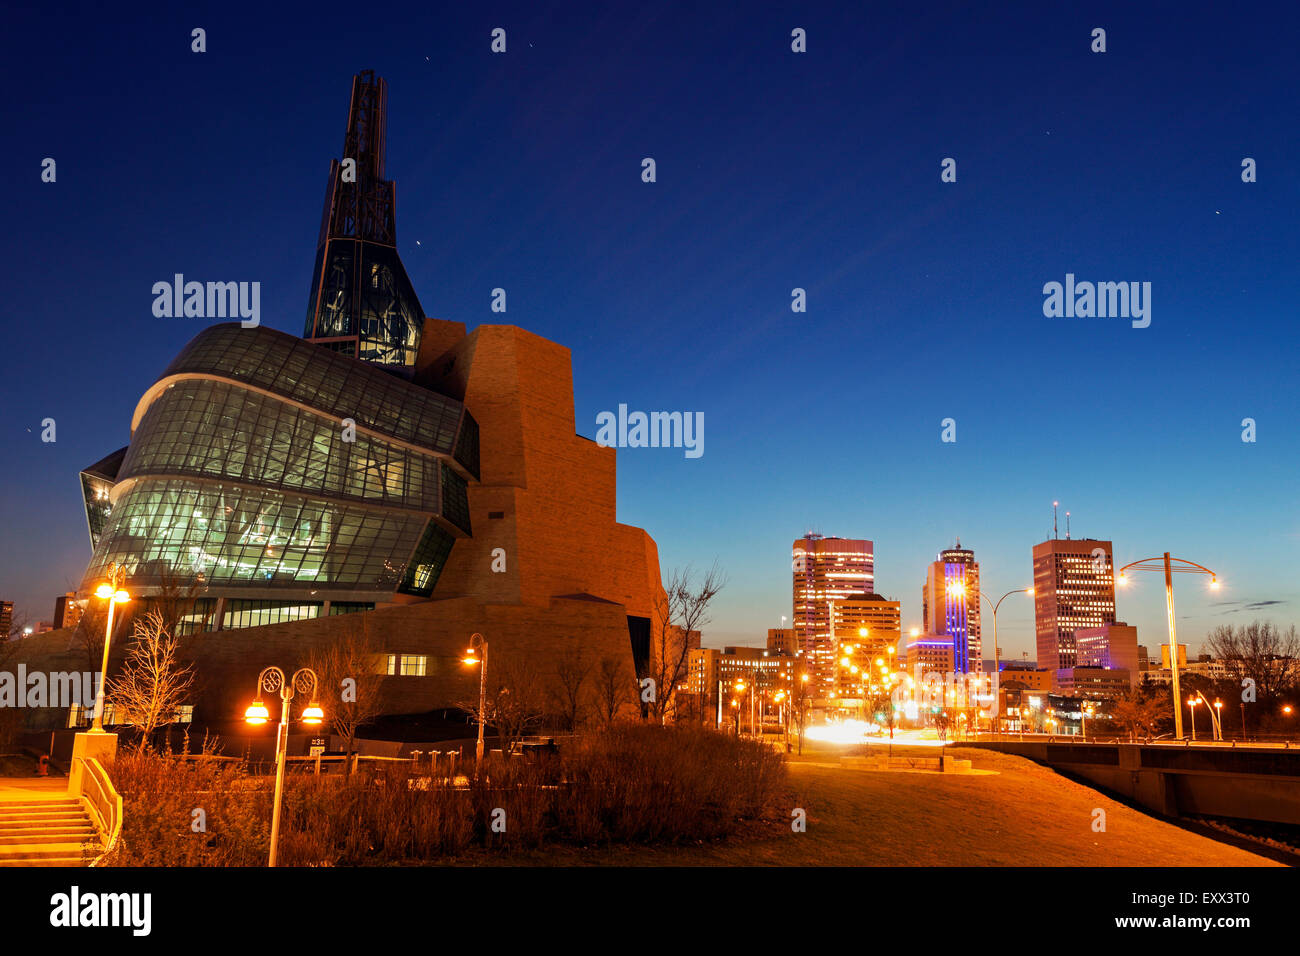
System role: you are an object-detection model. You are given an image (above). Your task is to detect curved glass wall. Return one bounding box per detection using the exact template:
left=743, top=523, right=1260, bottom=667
left=157, top=324, right=472, bottom=459
left=80, top=478, right=427, bottom=594
left=123, top=379, right=443, bottom=513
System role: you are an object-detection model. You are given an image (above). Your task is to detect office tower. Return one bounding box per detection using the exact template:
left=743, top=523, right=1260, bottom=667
left=53, top=593, right=82, bottom=630
left=1032, top=537, right=1116, bottom=669
left=0, top=601, right=11, bottom=639
left=920, top=542, right=982, bottom=673
left=792, top=534, right=874, bottom=694
left=830, top=592, right=901, bottom=696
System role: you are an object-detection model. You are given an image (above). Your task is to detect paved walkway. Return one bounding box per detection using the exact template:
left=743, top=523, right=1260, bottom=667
left=0, top=777, right=71, bottom=802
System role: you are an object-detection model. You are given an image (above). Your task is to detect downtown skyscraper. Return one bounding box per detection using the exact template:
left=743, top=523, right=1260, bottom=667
left=920, top=542, right=982, bottom=674
left=1032, top=537, right=1117, bottom=669
left=792, top=534, right=874, bottom=695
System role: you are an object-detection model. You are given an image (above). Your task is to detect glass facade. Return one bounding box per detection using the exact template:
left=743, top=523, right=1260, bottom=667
left=328, top=601, right=374, bottom=615
left=157, top=324, right=476, bottom=461
left=79, top=447, right=126, bottom=550
left=79, top=324, right=478, bottom=605
left=304, top=239, right=424, bottom=368
left=123, top=378, right=445, bottom=513
left=399, top=521, right=456, bottom=598
left=82, top=478, right=427, bottom=593
left=224, top=599, right=323, bottom=630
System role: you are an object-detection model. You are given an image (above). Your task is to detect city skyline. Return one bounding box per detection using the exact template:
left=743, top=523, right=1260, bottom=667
left=3, top=2, right=1297, bottom=661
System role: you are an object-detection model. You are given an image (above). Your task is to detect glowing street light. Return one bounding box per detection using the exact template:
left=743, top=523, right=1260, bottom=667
left=1117, top=553, right=1219, bottom=741
left=244, top=665, right=321, bottom=867
left=90, top=567, right=131, bottom=733
left=462, top=633, right=489, bottom=774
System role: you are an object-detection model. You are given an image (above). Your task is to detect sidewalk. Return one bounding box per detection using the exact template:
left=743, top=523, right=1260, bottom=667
left=0, top=777, right=69, bottom=802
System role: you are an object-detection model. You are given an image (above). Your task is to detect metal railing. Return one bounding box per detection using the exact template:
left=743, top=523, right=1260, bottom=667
left=74, top=757, right=123, bottom=867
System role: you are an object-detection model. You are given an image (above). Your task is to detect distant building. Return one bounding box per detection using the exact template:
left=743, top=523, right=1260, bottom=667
left=1143, top=659, right=1231, bottom=684
left=1075, top=622, right=1139, bottom=689
left=1023, top=692, right=1084, bottom=735
left=0, top=601, right=12, bottom=639
left=921, top=542, right=982, bottom=673
left=998, top=662, right=1053, bottom=692
left=1137, top=644, right=1151, bottom=670
left=829, top=592, right=901, bottom=695
left=53, top=593, right=83, bottom=631
left=1054, top=667, right=1132, bottom=700
left=687, top=646, right=793, bottom=726
left=1032, top=537, right=1116, bottom=670
left=767, top=627, right=797, bottom=656
left=898, top=632, right=955, bottom=675
left=793, top=535, right=874, bottom=696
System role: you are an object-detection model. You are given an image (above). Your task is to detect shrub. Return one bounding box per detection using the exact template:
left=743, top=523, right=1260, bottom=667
left=103, top=724, right=788, bottom=865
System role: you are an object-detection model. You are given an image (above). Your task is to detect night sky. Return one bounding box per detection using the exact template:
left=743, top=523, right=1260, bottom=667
left=3, top=1, right=1297, bottom=657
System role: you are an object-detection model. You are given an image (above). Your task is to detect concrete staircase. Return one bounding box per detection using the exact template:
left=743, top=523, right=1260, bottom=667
left=0, top=798, right=96, bottom=866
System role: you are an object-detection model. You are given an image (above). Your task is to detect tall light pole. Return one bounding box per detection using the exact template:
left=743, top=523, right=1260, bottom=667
left=90, top=566, right=130, bottom=733
left=462, top=633, right=488, bottom=775
left=1118, top=553, right=1219, bottom=741
left=978, top=586, right=1033, bottom=737
left=978, top=587, right=1034, bottom=678
left=244, top=666, right=322, bottom=867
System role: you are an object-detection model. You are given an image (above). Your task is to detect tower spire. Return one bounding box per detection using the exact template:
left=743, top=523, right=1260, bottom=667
left=303, top=70, right=424, bottom=371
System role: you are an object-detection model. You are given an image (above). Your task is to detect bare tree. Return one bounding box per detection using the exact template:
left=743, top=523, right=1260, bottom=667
left=1102, top=684, right=1166, bottom=740
left=593, top=656, right=632, bottom=727
left=105, top=611, right=195, bottom=741
left=791, top=666, right=813, bottom=754
left=306, top=616, right=385, bottom=774
left=647, top=563, right=726, bottom=723
left=549, top=645, right=591, bottom=732
left=461, top=656, right=545, bottom=757
left=1207, top=621, right=1300, bottom=703
left=0, top=629, right=21, bottom=748
left=5, top=608, right=29, bottom=641
left=151, top=570, right=207, bottom=636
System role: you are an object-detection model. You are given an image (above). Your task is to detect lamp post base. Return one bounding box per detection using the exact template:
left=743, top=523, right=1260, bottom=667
left=67, top=731, right=118, bottom=795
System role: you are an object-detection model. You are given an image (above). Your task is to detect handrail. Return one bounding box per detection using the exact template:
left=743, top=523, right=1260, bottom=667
left=73, top=756, right=123, bottom=867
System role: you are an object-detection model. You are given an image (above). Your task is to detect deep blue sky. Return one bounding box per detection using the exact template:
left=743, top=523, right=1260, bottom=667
left=2, top=1, right=1297, bottom=658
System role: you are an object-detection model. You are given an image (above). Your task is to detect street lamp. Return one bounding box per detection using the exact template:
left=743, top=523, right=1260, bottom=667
left=979, top=587, right=1033, bottom=681
left=1186, top=696, right=1200, bottom=741
left=244, top=665, right=321, bottom=867
left=462, top=633, right=488, bottom=775
left=1117, top=553, right=1218, bottom=741
left=91, top=568, right=131, bottom=733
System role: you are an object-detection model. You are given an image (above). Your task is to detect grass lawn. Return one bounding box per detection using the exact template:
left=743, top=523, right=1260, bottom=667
left=460, top=743, right=1281, bottom=866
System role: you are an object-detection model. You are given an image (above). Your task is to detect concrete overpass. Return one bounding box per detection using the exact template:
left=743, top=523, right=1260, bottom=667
left=973, top=735, right=1300, bottom=826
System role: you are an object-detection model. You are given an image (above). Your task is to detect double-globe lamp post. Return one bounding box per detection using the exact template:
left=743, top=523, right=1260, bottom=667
left=90, top=565, right=131, bottom=733
left=1118, top=553, right=1219, bottom=741
left=244, top=666, right=323, bottom=867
